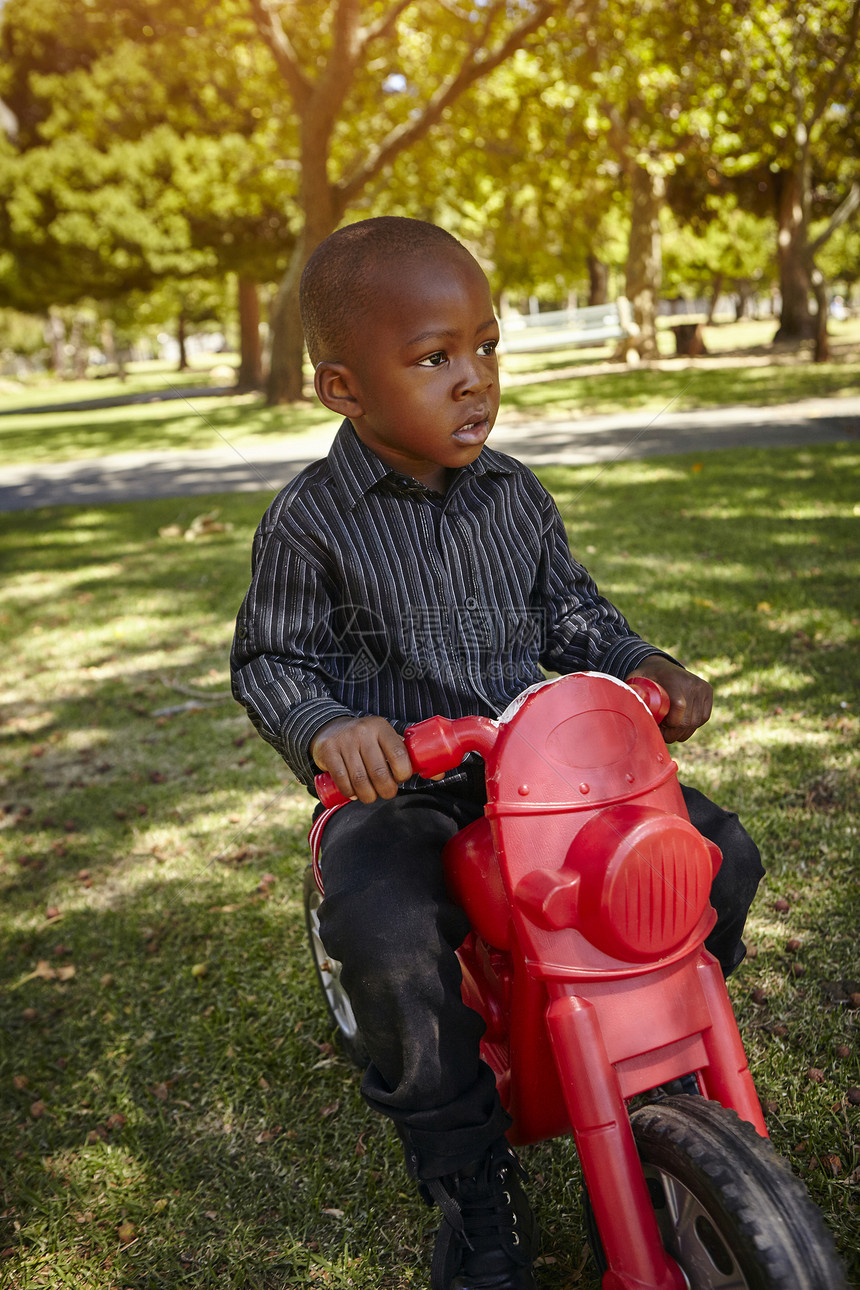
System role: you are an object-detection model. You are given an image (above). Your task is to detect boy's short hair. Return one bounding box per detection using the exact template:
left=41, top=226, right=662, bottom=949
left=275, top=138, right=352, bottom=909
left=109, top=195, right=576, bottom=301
left=300, top=216, right=471, bottom=366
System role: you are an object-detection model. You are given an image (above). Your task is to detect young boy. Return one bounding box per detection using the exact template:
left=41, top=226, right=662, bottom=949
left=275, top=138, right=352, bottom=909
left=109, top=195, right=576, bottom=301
left=230, top=216, right=764, bottom=1290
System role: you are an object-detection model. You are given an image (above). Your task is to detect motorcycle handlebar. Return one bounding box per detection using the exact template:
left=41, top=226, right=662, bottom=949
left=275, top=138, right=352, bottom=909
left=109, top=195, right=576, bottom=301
left=314, top=679, right=670, bottom=807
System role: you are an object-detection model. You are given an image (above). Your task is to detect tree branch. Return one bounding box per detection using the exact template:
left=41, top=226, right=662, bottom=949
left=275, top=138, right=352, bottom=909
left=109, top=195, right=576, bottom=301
left=808, top=181, right=860, bottom=257
left=810, top=0, right=860, bottom=129
left=360, top=0, right=415, bottom=52
left=0, top=95, right=18, bottom=142
left=337, top=0, right=559, bottom=208
left=248, top=0, right=313, bottom=108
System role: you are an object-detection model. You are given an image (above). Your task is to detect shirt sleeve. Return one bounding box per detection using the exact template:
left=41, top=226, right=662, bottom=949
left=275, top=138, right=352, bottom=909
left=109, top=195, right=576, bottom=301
left=536, top=494, right=677, bottom=679
left=230, top=521, right=358, bottom=788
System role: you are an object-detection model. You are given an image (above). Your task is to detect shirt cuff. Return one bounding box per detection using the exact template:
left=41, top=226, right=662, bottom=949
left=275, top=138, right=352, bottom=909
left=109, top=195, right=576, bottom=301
left=281, top=699, right=360, bottom=787
left=600, top=639, right=683, bottom=680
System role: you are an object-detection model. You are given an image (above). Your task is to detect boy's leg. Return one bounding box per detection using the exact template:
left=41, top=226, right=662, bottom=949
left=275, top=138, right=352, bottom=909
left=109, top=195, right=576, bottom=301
left=316, top=788, right=538, bottom=1289
left=315, top=787, right=512, bottom=1180
left=680, top=784, right=765, bottom=977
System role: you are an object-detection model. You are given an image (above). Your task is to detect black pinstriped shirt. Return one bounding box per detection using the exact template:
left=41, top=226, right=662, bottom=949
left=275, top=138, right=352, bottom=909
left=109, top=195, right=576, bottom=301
left=230, top=419, right=668, bottom=791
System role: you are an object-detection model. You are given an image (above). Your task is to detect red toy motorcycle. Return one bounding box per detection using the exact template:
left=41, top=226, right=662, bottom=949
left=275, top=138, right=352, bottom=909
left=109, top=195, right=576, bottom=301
left=307, top=671, right=845, bottom=1289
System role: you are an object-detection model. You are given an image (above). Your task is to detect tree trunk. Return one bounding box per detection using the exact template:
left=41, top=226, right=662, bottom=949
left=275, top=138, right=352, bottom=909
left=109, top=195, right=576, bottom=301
left=100, top=319, right=117, bottom=370
left=706, top=274, right=723, bottom=326
left=45, top=307, right=65, bottom=373
left=266, top=244, right=309, bottom=404
left=587, top=253, right=608, bottom=306
left=70, top=315, right=89, bottom=380
left=622, top=164, right=665, bottom=361
left=177, top=311, right=189, bottom=371
left=773, top=166, right=816, bottom=341
left=810, top=268, right=830, bottom=363
left=266, top=154, right=339, bottom=405
left=237, top=278, right=263, bottom=390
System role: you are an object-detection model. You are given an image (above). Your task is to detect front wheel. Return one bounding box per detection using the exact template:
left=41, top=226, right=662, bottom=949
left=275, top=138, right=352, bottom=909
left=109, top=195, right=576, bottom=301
left=586, top=1096, right=846, bottom=1289
left=303, top=865, right=368, bottom=1068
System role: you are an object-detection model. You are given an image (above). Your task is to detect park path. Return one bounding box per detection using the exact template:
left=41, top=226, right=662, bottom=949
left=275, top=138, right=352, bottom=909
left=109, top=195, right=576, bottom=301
left=0, top=393, right=857, bottom=512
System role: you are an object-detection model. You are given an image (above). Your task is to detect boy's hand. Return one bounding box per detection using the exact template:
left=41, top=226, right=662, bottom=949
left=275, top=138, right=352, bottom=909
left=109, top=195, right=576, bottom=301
left=625, top=657, right=713, bottom=743
left=311, top=715, right=413, bottom=804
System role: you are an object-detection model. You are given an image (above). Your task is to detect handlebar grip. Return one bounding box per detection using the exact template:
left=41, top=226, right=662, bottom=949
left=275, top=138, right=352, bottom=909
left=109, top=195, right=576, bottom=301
left=628, top=677, right=671, bottom=723
left=314, top=772, right=352, bottom=807
left=313, top=714, right=498, bottom=804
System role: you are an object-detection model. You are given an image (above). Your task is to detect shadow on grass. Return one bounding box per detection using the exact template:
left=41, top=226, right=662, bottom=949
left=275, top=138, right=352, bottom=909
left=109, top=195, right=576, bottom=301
left=0, top=875, right=438, bottom=1289
left=0, top=398, right=337, bottom=467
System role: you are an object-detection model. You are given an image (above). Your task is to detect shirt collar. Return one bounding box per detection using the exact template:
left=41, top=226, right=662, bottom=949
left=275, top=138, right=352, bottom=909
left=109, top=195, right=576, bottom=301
left=327, top=418, right=516, bottom=510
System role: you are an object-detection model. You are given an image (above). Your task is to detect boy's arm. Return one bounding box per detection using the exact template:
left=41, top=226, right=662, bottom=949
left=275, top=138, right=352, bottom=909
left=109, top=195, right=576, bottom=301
left=230, top=528, right=365, bottom=788
left=625, top=655, right=713, bottom=743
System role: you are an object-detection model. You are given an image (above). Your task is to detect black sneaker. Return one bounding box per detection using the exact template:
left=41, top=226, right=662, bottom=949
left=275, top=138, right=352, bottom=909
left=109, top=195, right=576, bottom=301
left=426, top=1138, right=539, bottom=1290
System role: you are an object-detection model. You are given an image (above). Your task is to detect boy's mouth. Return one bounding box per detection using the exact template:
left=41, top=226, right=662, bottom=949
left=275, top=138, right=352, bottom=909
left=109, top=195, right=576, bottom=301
left=453, top=413, right=491, bottom=446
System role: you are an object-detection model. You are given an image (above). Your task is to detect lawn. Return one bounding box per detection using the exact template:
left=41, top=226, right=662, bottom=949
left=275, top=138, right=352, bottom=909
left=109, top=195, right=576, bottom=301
left=1, top=318, right=859, bottom=467
left=0, top=442, right=858, bottom=1289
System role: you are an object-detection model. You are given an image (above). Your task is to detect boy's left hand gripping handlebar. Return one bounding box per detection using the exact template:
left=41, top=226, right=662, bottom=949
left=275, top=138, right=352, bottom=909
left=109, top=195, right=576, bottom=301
left=314, top=715, right=498, bottom=807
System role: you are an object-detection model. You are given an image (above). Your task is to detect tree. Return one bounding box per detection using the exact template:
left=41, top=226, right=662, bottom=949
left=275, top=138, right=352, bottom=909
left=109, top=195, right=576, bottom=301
left=662, top=194, right=776, bottom=321
left=716, top=0, right=860, bottom=345
left=0, top=0, right=296, bottom=379
left=247, top=0, right=569, bottom=404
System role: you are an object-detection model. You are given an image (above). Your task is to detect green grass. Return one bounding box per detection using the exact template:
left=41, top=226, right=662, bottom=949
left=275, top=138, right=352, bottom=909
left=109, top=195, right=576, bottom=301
left=1, top=443, right=858, bottom=1288
left=2, top=319, right=859, bottom=467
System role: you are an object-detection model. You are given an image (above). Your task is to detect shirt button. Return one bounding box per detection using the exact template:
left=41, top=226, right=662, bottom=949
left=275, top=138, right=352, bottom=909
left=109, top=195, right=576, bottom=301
left=464, top=596, right=478, bottom=610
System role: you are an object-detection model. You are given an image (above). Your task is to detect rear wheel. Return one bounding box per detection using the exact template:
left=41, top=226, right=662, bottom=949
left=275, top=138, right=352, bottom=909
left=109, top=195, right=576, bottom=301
left=303, top=865, right=368, bottom=1068
left=585, top=1096, right=846, bottom=1289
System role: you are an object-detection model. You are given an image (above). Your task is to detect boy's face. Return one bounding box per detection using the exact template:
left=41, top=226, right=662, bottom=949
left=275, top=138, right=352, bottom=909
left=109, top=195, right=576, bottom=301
left=333, top=249, right=501, bottom=491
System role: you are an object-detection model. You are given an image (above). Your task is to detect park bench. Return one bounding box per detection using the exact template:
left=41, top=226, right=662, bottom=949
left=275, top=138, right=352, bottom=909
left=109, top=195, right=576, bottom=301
left=498, top=298, right=633, bottom=354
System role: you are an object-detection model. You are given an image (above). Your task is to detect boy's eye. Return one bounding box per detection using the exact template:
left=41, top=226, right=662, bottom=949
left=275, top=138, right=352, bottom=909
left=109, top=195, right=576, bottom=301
left=478, top=339, right=498, bottom=357
left=417, top=351, right=447, bottom=368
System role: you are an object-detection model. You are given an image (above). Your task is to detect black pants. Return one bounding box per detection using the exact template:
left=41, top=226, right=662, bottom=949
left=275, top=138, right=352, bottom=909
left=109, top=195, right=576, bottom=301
left=316, top=782, right=763, bottom=1181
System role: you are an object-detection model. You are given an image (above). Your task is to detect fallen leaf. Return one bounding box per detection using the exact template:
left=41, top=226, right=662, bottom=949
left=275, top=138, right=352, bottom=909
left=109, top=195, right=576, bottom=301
left=320, top=1101, right=340, bottom=1118
left=117, top=1221, right=136, bottom=1244
left=13, top=1075, right=28, bottom=1091
left=56, top=965, right=76, bottom=982
left=29, top=1100, right=46, bottom=1119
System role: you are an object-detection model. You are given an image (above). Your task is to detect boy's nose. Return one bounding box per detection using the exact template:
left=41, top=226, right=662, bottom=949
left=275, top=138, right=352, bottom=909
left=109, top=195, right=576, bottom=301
left=454, top=356, right=493, bottom=397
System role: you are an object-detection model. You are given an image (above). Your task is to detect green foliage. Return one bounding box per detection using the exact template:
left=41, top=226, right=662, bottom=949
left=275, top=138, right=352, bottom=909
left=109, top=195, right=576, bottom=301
left=0, top=307, right=45, bottom=358
left=661, top=194, right=777, bottom=295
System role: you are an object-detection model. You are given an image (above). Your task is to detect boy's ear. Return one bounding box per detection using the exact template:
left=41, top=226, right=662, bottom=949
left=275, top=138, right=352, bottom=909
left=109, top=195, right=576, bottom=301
left=314, top=362, right=364, bottom=417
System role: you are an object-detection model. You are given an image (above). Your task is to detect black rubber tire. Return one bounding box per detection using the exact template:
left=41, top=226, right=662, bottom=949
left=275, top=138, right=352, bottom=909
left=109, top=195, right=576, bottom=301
left=303, top=865, right=369, bottom=1068
left=585, top=1095, right=847, bottom=1289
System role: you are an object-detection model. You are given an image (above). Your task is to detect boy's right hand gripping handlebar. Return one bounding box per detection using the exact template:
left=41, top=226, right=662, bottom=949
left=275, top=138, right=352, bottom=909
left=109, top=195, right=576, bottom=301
left=313, top=678, right=670, bottom=807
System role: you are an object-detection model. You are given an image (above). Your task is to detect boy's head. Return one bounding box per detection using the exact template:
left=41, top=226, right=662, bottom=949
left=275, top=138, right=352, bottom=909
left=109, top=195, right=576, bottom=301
left=300, top=216, right=501, bottom=493
left=301, top=217, right=469, bottom=367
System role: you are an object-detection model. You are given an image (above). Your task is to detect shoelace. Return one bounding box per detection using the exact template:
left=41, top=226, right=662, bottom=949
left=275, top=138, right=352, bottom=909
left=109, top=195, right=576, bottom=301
left=457, top=1169, right=521, bottom=1254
